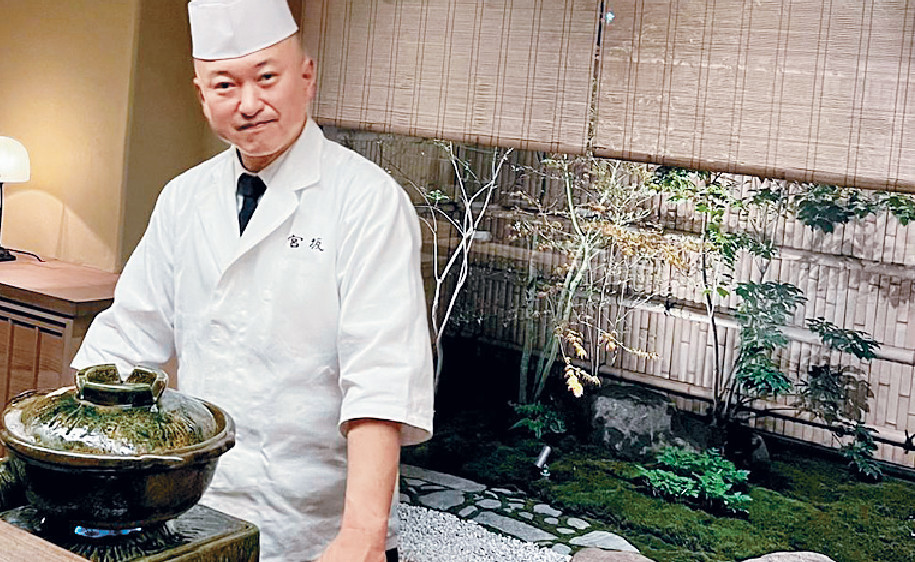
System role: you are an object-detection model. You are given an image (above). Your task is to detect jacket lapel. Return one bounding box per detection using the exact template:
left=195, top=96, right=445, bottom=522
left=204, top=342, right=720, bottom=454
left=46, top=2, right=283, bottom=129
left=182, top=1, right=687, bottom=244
left=194, top=149, right=239, bottom=276
left=223, top=119, right=325, bottom=271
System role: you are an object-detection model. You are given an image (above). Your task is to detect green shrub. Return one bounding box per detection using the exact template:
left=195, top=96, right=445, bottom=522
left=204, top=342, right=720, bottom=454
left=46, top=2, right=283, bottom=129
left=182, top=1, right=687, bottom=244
left=510, top=402, right=566, bottom=439
left=638, top=447, right=751, bottom=514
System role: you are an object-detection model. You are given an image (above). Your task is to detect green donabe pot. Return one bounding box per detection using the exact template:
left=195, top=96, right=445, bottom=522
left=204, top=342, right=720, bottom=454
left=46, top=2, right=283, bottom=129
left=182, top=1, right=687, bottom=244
left=0, top=365, right=235, bottom=530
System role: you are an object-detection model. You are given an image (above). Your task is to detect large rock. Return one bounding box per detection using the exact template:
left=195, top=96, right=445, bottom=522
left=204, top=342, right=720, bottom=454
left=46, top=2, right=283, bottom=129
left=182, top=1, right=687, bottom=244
left=590, top=383, right=678, bottom=460
left=569, top=530, right=638, bottom=552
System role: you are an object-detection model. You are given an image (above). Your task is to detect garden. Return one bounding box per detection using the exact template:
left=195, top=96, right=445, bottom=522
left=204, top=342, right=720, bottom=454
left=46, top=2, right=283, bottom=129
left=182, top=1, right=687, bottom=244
left=330, top=129, right=915, bottom=561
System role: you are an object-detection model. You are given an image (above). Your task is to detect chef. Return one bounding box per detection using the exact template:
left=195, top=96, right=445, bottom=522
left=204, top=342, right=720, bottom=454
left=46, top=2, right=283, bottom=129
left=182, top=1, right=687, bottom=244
left=71, top=1, right=434, bottom=561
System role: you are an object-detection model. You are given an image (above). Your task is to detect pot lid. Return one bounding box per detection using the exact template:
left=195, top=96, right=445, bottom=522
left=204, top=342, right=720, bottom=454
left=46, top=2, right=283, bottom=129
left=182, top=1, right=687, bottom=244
left=1, top=365, right=220, bottom=456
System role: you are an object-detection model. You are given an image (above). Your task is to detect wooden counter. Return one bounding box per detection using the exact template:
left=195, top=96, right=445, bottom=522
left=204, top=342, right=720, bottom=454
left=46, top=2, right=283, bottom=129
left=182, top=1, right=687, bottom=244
left=0, top=256, right=118, bottom=424
left=0, top=519, right=86, bottom=561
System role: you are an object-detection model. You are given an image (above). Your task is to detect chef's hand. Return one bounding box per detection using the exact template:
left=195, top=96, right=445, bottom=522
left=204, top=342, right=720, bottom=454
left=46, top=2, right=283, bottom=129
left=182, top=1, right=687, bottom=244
left=316, top=527, right=386, bottom=562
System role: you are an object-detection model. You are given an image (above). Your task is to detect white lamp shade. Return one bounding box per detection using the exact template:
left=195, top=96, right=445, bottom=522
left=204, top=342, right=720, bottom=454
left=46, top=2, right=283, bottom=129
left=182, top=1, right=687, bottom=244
left=0, top=137, right=30, bottom=183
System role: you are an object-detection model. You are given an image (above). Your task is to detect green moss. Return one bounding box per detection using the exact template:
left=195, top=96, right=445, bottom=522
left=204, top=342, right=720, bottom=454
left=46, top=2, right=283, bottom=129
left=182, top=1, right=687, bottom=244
left=532, top=454, right=915, bottom=562
left=408, top=411, right=915, bottom=562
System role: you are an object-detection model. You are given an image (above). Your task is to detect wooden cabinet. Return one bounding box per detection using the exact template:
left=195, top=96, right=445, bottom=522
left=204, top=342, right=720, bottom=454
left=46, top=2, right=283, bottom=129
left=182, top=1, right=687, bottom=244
left=0, top=257, right=117, bottom=454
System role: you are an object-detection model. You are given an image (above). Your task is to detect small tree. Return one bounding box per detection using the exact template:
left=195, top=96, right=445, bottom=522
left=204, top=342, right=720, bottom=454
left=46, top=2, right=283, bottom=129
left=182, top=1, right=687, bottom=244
left=655, top=169, right=915, bottom=478
left=511, top=156, right=692, bottom=402
left=388, top=140, right=513, bottom=390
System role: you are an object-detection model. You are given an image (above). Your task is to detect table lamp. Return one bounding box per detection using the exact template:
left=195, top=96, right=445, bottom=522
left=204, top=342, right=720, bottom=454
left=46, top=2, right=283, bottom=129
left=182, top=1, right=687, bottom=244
left=0, top=136, right=30, bottom=262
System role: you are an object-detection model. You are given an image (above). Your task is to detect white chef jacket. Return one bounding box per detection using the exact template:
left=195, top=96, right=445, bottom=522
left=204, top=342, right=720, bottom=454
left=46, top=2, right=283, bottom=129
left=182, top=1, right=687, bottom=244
left=72, top=119, right=434, bottom=561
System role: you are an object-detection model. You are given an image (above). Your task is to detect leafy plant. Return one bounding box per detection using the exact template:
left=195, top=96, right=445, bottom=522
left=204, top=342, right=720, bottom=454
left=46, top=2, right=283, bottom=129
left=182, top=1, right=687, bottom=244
left=653, top=167, right=900, bottom=479
left=637, top=447, right=751, bottom=514
left=793, top=183, right=915, bottom=232
left=795, top=364, right=872, bottom=426
left=806, top=317, right=879, bottom=361
left=510, top=402, right=566, bottom=439
left=839, top=423, right=883, bottom=481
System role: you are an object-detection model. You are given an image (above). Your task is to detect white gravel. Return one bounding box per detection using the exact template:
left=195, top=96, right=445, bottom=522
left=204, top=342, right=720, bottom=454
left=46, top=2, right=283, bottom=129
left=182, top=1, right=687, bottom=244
left=398, top=505, right=572, bottom=562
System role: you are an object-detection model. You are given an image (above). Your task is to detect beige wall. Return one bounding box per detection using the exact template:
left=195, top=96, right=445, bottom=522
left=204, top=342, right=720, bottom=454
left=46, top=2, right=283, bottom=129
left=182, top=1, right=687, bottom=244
left=0, top=0, right=139, bottom=272
left=0, top=0, right=303, bottom=272
left=121, top=0, right=211, bottom=266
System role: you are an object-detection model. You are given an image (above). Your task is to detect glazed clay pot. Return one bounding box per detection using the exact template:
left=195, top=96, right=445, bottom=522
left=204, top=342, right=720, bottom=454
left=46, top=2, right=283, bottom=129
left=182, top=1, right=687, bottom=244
left=0, top=364, right=234, bottom=529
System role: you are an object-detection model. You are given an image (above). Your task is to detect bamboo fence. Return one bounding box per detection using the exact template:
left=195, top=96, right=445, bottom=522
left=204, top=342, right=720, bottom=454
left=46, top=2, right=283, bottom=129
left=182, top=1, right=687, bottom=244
left=329, top=129, right=915, bottom=468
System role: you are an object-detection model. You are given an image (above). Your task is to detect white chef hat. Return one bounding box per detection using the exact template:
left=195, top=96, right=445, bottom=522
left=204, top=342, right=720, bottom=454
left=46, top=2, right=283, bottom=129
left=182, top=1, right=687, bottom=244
left=188, top=0, right=298, bottom=60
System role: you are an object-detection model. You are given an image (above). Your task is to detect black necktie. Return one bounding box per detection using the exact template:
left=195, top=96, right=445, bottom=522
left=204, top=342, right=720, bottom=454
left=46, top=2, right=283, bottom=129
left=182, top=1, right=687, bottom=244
left=237, top=173, right=267, bottom=234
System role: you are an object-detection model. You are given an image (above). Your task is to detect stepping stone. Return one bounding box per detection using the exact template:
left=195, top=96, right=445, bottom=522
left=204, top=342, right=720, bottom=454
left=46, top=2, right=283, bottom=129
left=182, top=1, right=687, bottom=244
left=403, top=478, right=424, bottom=487
left=476, top=499, right=502, bottom=509
left=533, top=504, right=563, bottom=517
left=552, top=544, right=573, bottom=555
left=417, top=490, right=466, bottom=511
left=519, top=512, right=534, bottom=520
left=401, top=465, right=486, bottom=492
left=741, top=554, right=836, bottom=562
left=567, top=517, right=590, bottom=530
left=570, top=531, right=638, bottom=552
left=458, top=506, right=477, bottom=518
left=545, top=517, right=559, bottom=525
left=473, top=512, right=557, bottom=542
left=557, top=528, right=575, bottom=535
left=399, top=493, right=410, bottom=504
left=572, top=548, right=654, bottom=561
left=492, top=487, right=515, bottom=495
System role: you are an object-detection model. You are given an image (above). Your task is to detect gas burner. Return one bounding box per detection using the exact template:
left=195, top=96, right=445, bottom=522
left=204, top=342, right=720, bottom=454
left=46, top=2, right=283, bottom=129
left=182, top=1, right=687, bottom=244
left=1, top=504, right=259, bottom=562
left=73, top=526, right=142, bottom=538
left=66, top=522, right=182, bottom=562
left=1, top=506, right=182, bottom=561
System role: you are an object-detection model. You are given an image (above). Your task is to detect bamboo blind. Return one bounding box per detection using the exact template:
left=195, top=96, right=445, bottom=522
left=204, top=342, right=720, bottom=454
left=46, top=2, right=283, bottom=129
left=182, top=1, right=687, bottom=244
left=588, top=0, right=915, bottom=192
left=300, top=0, right=597, bottom=154
left=302, top=0, right=915, bottom=192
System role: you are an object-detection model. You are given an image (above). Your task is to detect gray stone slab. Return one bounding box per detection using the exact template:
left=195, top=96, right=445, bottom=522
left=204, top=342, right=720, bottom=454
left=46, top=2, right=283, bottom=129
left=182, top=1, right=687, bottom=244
left=557, top=528, right=576, bottom=535
left=552, top=544, right=573, bottom=555
left=476, top=499, right=502, bottom=509
left=533, top=504, right=563, bottom=517
left=417, top=490, right=466, bottom=511
left=567, top=517, right=590, bottom=530
left=570, top=531, right=638, bottom=552
left=399, top=493, right=410, bottom=504
left=458, top=506, right=478, bottom=518
left=519, top=512, right=534, bottom=520
left=401, top=464, right=486, bottom=492
left=545, top=517, right=559, bottom=525
left=473, top=512, right=557, bottom=543
left=492, top=487, right=516, bottom=495
left=572, top=548, right=654, bottom=561
left=741, top=554, right=836, bottom=562
left=403, top=478, right=424, bottom=487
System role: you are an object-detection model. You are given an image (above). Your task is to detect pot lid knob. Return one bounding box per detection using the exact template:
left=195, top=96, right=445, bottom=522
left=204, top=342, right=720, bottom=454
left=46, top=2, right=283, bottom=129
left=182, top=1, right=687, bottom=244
left=76, top=365, right=168, bottom=407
